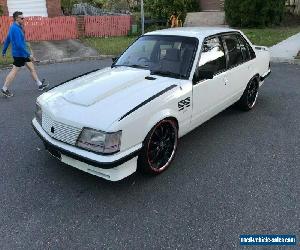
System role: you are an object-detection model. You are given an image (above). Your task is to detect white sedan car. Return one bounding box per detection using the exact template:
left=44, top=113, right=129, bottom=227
left=32, top=27, right=271, bottom=181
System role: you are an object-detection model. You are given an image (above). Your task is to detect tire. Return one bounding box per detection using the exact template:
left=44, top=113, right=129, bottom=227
left=138, top=119, right=178, bottom=175
left=237, top=77, right=259, bottom=111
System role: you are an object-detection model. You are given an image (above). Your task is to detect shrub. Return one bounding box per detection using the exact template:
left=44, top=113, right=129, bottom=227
left=225, top=0, right=286, bottom=27
left=144, top=0, right=199, bottom=23
left=0, top=5, right=3, bottom=16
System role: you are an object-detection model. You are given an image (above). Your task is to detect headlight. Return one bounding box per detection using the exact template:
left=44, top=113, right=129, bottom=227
left=76, top=128, right=122, bottom=154
left=35, top=103, right=42, bottom=125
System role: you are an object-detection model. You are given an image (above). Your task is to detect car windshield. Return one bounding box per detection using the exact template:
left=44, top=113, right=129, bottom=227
left=114, top=35, right=198, bottom=79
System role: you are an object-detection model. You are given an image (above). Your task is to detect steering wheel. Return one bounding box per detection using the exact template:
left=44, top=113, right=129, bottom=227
left=137, top=57, right=150, bottom=64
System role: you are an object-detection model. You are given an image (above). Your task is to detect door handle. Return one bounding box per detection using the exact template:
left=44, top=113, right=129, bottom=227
left=223, top=77, right=229, bottom=85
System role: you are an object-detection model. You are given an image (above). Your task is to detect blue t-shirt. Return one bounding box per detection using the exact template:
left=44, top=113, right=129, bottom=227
left=2, top=22, right=30, bottom=58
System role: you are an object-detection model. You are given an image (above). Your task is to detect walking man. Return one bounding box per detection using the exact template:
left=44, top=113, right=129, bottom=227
left=1, top=11, right=48, bottom=98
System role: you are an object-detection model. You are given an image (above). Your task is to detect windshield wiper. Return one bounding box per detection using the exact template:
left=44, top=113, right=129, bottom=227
left=113, top=64, right=148, bottom=69
left=150, top=70, right=183, bottom=79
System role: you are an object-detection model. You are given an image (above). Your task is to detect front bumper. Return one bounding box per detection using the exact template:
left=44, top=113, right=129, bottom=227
left=32, top=118, right=142, bottom=181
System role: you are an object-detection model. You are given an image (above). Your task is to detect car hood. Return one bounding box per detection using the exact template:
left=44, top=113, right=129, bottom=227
left=39, top=67, right=179, bottom=130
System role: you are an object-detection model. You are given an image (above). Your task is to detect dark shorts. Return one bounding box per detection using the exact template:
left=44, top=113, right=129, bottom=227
left=13, top=57, right=31, bottom=67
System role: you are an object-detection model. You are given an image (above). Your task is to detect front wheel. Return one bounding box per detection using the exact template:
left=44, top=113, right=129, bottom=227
left=138, top=119, right=178, bottom=175
left=237, top=77, right=259, bottom=111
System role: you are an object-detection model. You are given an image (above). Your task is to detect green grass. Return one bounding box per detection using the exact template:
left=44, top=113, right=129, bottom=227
left=0, top=45, right=13, bottom=66
left=81, top=36, right=138, bottom=56
left=242, top=26, right=300, bottom=47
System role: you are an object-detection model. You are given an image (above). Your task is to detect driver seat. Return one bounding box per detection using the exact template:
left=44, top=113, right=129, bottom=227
left=160, top=48, right=181, bottom=73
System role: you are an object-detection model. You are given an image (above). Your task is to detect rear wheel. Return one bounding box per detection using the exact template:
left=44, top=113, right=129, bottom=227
left=138, top=119, right=178, bottom=175
left=238, top=77, right=259, bottom=111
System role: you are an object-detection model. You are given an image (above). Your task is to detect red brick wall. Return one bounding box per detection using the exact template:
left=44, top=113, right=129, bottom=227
left=0, top=0, right=8, bottom=16
left=199, top=0, right=221, bottom=11
left=46, top=0, right=62, bottom=17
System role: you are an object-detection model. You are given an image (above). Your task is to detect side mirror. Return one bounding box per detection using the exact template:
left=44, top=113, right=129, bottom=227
left=111, top=56, right=120, bottom=68
left=112, top=56, right=119, bottom=63
left=193, top=67, right=214, bottom=84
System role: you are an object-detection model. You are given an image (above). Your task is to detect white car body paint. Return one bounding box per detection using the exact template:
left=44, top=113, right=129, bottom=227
left=32, top=27, right=271, bottom=181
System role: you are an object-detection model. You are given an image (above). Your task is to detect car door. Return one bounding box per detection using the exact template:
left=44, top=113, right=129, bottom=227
left=221, top=33, right=255, bottom=103
left=191, top=36, right=228, bottom=128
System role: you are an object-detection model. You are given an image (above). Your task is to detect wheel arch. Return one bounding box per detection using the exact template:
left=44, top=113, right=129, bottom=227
left=143, top=112, right=179, bottom=145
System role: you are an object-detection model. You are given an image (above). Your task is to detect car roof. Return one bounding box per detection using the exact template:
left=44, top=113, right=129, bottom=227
left=145, top=27, right=239, bottom=40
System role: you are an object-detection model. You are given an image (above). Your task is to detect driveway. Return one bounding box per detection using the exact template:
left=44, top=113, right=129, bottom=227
left=30, top=40, right=100, bottom=62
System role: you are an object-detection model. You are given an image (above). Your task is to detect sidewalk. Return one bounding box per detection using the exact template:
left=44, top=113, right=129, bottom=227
left=270, top=32, right=300, bottom=63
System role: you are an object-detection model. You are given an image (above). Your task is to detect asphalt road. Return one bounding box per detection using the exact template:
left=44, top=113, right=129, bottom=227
left=0, top=61, right=299, bottom=249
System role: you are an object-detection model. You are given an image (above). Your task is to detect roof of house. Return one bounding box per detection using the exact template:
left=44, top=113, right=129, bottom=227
left=146, top=27, right=239, bottom=40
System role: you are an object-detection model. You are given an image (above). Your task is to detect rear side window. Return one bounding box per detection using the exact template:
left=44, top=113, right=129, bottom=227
left=223, top=34, right=244, bottom=68
left=237, top=34, right=256, bottom=61
left=198, top=37, right=226, bottom=76
left=237, top=35, right=251, bottom=61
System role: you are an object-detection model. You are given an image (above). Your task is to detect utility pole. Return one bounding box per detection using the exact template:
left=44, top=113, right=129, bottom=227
left=141, top=0, right=145, bottom=34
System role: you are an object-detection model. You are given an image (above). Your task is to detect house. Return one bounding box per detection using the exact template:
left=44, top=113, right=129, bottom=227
left=0, top=0, right=62, bottom=17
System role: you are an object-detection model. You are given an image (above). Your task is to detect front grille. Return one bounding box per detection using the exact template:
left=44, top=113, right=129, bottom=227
left=42, top=113, right=82, bottom=146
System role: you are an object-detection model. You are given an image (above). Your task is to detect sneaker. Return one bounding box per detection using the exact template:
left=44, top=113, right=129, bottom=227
left=38, top=79, right=49, bottom=91
left=1, top=89, right=14, bottom=97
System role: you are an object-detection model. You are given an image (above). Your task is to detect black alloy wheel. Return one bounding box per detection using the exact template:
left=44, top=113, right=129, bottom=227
left=238, top=77, right=259, bottom=111
left=138, top=119, right=178, bottom=175
left=246, top=79, right=259, bottom=109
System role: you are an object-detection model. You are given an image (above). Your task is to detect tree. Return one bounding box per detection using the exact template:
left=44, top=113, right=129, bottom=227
left=144, top=0, right=199, bottom=21
left=225, top=0, right=286, bottom=27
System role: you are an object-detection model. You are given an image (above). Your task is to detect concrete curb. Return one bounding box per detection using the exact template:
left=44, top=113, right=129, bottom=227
left=271, top=57, right=300, bottom=65
left=0, top=55, right=114, bottom=70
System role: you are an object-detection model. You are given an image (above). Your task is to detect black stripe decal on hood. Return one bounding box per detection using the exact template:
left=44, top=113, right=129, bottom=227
left=119, top=84, right=177, bottom=121
left=48, top=68, right=100, bottom=91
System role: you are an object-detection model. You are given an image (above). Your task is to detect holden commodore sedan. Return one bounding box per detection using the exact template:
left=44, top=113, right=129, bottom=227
left=32, top=27, right=271, bottom=181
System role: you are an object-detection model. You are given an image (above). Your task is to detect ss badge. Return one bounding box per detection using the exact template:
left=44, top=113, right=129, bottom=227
left=178, top=97, right=191, bottom=111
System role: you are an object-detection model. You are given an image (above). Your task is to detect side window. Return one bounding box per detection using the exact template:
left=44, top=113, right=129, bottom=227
left=223, top=35, right=244, bottom=68
left=237, top=34, right=256, bottom=61
left=237, top=34, right=251, bottom=61
left=198, top=37, right=226, bottom=78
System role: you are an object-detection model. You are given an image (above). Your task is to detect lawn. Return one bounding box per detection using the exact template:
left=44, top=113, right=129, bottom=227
left=81, top=36, right=138, bottom=56
left=242, top=26, right=300, bottom=47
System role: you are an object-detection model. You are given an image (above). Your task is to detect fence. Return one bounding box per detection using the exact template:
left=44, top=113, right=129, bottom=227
left=0, top=16, right=12, bottom=43
left=0, top=15, right=132, bottom=43
left=25, top=17, right=78, bottom=41
left=84, top=16, right=131, bottom=37
left=0, top=16, right=78, bottom=43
